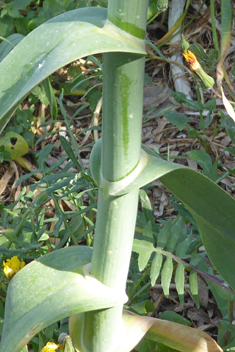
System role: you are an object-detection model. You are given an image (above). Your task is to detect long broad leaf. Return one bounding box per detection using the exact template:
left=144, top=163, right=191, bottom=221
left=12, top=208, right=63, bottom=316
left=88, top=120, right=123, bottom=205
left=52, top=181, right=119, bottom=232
left=0, top=7, right=145, bottom=132
left=0, top=246, right=127, bottom=352
left=160, top=169, right=235, bottom=291
left=70, top=310, right=222, bottom=352
left=90, top=142, right=235, bottom=290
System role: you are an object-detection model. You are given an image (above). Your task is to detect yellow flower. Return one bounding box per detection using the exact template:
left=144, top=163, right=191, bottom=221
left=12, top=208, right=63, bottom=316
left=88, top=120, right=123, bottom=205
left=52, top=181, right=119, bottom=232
left=3, top=256, right=25, bottom=279
left=182, top=49, right=215, bottom=88
left=182, top=50, right=201, bottom=71
left=40, top=342, right=60, bottom=352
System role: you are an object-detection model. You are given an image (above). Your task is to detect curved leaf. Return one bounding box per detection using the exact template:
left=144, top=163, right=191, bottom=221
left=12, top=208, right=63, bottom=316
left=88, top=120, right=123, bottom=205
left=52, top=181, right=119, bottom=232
left=70, top=310, right=222, bottom=352
left=90, top=139, right=184, bottom=195
left=0, top=7, right=145, bottom=132
left=0, top=33, right=24, bottom=62
left=90, top=142, right=235, bottom=290
left=160, top=169, right=235, bottom=291
left=0, top=246, right=127, bottom=352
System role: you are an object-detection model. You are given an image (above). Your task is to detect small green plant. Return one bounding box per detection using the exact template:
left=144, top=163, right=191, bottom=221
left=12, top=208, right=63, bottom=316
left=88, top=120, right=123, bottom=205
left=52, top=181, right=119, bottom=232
left=0, top=1, right=235, bottom=352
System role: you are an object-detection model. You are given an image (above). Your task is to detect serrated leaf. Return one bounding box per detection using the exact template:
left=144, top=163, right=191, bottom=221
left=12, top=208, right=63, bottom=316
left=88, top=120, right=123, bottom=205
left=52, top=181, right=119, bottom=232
left=150, top=251, right=163, bottom=286
left=189, top=270, right=199, bottom=308
left=161, top=256, right=173, bottom=297
left=175, top=263, right=185, bottom=305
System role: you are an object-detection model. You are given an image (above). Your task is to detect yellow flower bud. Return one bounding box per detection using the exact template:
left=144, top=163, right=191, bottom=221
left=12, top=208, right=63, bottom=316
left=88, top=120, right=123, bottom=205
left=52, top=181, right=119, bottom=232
left=182, top=50, right=201, bottom=71
left=182, top=50, right=215, bottom=88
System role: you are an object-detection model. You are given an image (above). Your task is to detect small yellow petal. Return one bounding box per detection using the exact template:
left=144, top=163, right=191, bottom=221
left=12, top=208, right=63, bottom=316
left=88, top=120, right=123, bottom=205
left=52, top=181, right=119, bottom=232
left=3, top=256, right=25, bottom=279
left=182, top=50, right=201, bottom=71
left=40, top=342, right=60, bottom=352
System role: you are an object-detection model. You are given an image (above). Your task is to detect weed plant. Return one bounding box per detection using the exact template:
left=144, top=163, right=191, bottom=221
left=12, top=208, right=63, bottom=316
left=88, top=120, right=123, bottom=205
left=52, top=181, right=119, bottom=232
left=0, top=1, right=235, bottom=352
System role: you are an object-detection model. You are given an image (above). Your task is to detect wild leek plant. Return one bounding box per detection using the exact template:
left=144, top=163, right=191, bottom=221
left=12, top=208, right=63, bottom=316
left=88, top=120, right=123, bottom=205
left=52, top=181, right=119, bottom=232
left=0, top=0, right=234, bottom=352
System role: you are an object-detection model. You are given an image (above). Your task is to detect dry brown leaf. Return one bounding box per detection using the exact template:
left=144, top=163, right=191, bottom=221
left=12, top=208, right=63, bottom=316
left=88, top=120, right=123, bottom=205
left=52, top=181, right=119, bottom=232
left=0, top=162, right=16, bottom=195
left=115, top=310, right=223, bottom=352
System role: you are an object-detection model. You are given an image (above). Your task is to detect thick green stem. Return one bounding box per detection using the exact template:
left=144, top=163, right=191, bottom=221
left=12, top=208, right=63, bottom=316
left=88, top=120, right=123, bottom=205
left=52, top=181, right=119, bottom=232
left=102, top=53, right=144, bottom=181
left=107, top=1, right=147, bottom=39
left=82, top=1, right=148, bottom=351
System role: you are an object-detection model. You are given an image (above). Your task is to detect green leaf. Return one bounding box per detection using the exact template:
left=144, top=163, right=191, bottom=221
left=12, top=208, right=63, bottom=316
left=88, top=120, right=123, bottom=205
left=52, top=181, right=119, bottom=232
left=189, top=270, right=199, bottom=308
left=0, top=246, right=127, bottom=352
left=9, top=0, right=32, bottom=10
left=186, top=150, right=212, bottom=174
left=91, top=142, right=235, bottom=290
left=221, top=0, right=232, bottom=57
left=160, top=169, right=235, bottom=291
left=165, top=216, right=183, bottom=253
left=0, top=33, right=24, bottom=62
left=157, top=219, right=172, bottom=249
left=147, top=0, right=168, bottom=20
left=175, top=263, right=185, bottom=305
left=139, top=189, right=156, bottom=228
left=60, top=135, right=82, bottom=171
left=150, top=251, right=163, bottom=285
left=86, top=89, right=102, bottom=113
left=143, top=221, right=153, bottom=243
left=160, top=310, right=191, bottom=327
left=208, top=280, right=235, bottom=302
left=40, top=77, right=58, bottom=120
left=171, top=92, right=202, bottom=111
left=133, top=238, right=154, bottom=271
left=175, top=233, right=192, bottom=258
left=0, top=7, right=145, bottom=133
left=0, top=132, right=29, bottom=160
left=130, top=299, right=155, bottom=315
left=134, top=338, right=156, bottom=352
left=164, top=111, right=189, bottom=131
left=161, top=256, right=173, bottom=297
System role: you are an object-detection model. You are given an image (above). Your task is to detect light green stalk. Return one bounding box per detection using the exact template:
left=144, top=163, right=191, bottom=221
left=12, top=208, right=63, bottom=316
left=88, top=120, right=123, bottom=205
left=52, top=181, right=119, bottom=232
left=82, top=0, right=148, bottom=351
